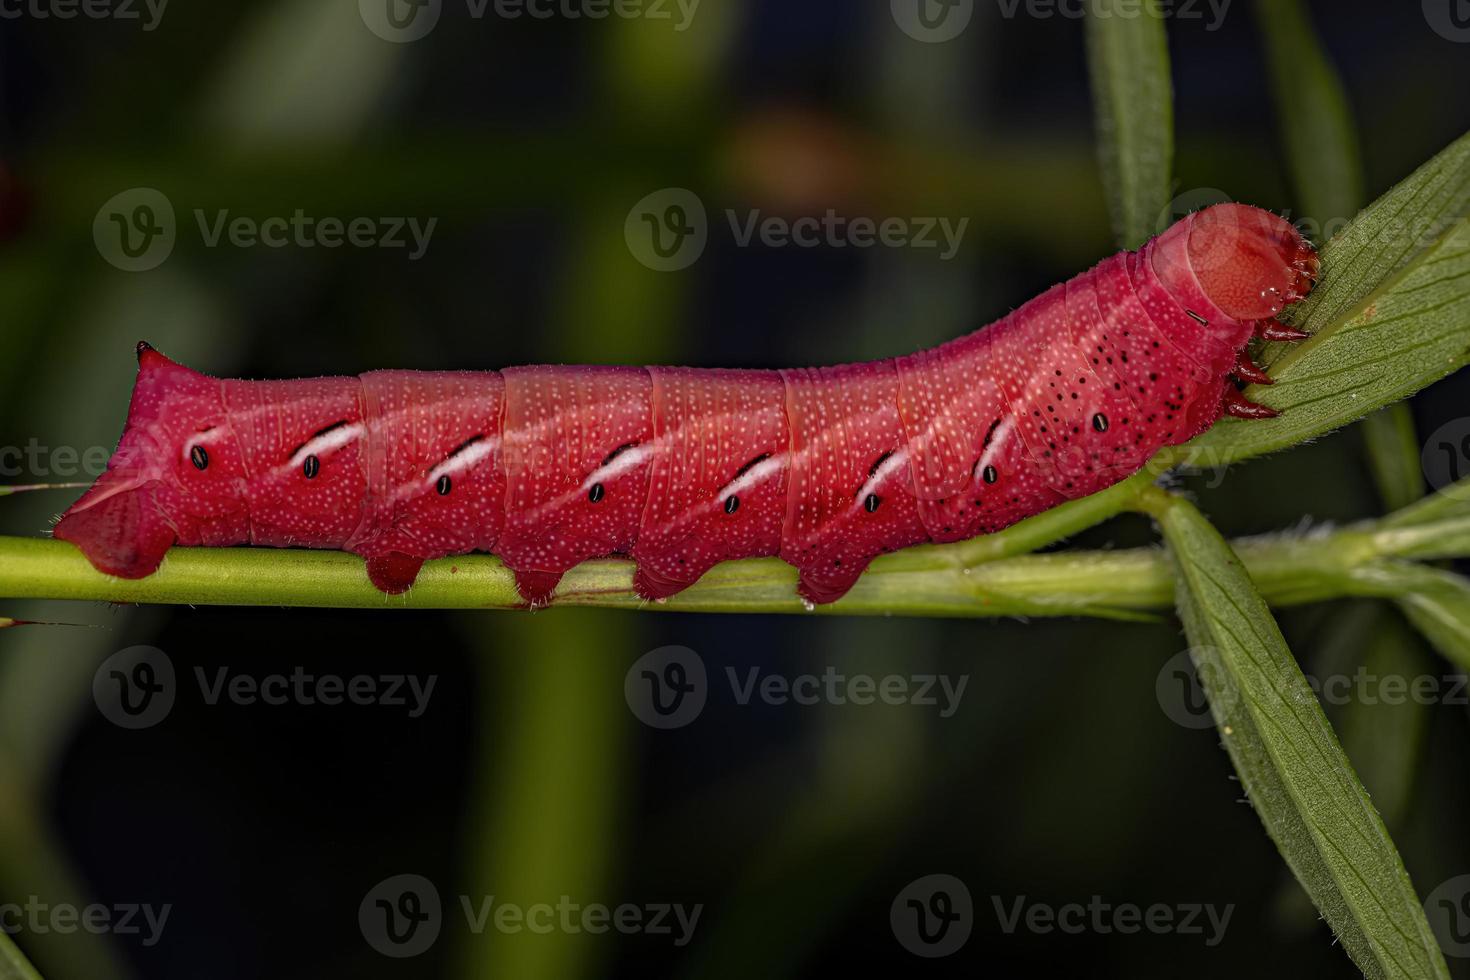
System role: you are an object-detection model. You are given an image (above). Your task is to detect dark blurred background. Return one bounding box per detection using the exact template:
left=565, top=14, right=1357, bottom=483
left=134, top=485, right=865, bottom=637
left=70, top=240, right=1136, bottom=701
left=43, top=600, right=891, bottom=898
left=2, top=0, right=1470, bottom=976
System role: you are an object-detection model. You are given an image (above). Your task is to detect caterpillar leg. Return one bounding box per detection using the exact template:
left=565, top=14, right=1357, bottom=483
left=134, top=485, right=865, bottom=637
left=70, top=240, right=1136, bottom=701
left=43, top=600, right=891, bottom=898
left=796, top=557, right=873, bottom=606
left=1254, top=319, right=1309, bottom=342
left=364, top=551, right=427, bottom=595
left=1231, top=350, right=1274, bottom=386
left=53, top=481, right=178, bottom=580
left=1222, top=386, right=1279, bottom=420
left=511, top=568, right=564, bottom=607
left=1223, top=315, right=1313, bottom=418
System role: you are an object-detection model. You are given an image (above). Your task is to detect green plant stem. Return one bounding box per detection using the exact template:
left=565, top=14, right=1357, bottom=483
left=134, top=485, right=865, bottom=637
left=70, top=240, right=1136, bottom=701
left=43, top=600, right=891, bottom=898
left=0, top=504, right=1446, bottom=618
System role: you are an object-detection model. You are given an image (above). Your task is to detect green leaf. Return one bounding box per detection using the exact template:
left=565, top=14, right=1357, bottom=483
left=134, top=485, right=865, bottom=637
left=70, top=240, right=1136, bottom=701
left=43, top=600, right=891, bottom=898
left=1310, top=604, right=1431, bottom=829
left=1173, top=129, right=1470, bottom=469
left=1253, top=0, right=1363, bottom=231
left=1154, top=495, right=1450, bottom=980
left=1367, top=475, right=1470, bottom=563
left=0, top=933, right=42, bottom=980
left=1362, top=405, right=1427, bottom=512
left=1085, top=0, right=1173, bottom=250
left=1344, top=561, right=1470, bottom=672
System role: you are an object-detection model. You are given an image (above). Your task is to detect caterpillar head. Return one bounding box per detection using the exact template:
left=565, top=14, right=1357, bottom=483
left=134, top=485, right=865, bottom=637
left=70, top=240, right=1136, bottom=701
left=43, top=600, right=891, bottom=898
left=1187, top=203, right=1318, bottom=320
left=1154, top=203, right=1318, bottom=332
left=54, top=343, right=247, bottom=578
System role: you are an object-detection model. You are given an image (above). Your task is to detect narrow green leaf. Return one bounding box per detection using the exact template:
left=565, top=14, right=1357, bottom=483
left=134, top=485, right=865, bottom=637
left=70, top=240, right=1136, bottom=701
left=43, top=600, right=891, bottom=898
left=1363, top=405, right=1427, bottom=512
left=1174, top=130, right=1470, bottom=469
left=1345, top=561, right=1470, bottom=671
left=1366, top=492, right=1470, bottom=565
left=1381, top=473, right=1470, bottom=530
left=1155, top=495, right=1450, bottom=980
left=0, top=933, right=42, bottom=980
left=1310, top=604, right=1431, bottom=829
left=1253, top=0, right=1363, bottom=231
left=1270, top=604, right=1434, bottom=936
left=1084, top=0, right=1173, bottom=249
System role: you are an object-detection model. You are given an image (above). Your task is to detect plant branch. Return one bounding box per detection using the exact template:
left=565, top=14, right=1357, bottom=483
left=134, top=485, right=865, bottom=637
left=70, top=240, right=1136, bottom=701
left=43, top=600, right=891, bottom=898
left=0, top=491, right=1458, bottom=617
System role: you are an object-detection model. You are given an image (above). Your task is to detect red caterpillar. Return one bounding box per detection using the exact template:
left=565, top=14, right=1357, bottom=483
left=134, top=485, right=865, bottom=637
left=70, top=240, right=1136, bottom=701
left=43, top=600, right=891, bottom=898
left=55, top=204, right=1317, bottom=605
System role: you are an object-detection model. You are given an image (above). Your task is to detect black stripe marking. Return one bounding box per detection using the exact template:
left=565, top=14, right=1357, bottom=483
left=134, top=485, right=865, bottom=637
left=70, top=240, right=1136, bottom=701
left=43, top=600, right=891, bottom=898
left=869, top=450, right=894, bottom=477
